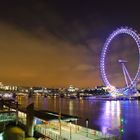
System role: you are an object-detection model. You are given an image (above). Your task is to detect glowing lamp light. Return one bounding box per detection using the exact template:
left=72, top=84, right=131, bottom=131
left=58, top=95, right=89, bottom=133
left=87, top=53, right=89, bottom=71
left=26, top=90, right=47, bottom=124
left=120, top=129, right=124, bottom=133
left=106, top=85, right=116, bottom=92
left=121, top=118, right=124, bottom=123
left=105, top=85, right=118, bottom=97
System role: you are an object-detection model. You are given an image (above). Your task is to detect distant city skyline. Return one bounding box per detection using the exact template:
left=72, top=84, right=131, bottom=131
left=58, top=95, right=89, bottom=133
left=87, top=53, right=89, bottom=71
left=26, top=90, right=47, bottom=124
left=0, top=1, right=140, bottom=87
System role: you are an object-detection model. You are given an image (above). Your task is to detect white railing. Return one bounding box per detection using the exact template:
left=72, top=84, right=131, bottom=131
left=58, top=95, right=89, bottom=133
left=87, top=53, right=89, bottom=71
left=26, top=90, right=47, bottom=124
left=0, top=113, right=16, bottom=122
left=35, top=125, right=69, bottom=140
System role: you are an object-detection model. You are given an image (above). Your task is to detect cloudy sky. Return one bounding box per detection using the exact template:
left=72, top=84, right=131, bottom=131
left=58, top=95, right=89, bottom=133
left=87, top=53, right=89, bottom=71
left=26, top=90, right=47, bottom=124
left=0, top=0, right=140, bottom=88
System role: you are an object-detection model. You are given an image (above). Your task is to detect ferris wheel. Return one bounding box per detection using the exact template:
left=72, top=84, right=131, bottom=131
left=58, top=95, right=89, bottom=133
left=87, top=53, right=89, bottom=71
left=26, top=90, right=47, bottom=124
left=100, top=27, right=140, bottom=93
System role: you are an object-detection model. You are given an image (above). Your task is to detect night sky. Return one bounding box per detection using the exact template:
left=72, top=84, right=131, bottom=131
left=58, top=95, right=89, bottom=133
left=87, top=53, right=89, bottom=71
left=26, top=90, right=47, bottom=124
left=0, top=0, right=140, bottom=88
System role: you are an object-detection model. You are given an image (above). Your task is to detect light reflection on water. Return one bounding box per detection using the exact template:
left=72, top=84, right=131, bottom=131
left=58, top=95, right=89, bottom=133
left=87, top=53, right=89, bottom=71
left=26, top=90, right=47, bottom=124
left=17, top=96, right=140, bottom=140
left=99, top=101, right=121, bottom=135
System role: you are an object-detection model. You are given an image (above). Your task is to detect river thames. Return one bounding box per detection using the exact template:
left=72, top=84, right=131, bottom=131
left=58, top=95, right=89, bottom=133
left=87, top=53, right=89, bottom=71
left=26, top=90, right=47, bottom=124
left=17, top=95, right=140, bottom=140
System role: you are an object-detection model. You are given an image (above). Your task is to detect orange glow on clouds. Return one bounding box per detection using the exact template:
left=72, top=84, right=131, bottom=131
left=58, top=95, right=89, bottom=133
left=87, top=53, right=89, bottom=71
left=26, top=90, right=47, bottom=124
left=0, top=22, right=101, bottom=87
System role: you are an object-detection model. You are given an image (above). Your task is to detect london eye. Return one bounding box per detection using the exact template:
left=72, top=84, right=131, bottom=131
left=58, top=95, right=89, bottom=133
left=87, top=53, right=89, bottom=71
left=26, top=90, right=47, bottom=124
left=100, top=27, right=140, bottom=94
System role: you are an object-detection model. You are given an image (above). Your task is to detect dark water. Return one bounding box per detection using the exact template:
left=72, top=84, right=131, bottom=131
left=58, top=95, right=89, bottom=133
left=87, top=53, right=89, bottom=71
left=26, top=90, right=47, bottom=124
left=17, top=96, right=140, bottom=140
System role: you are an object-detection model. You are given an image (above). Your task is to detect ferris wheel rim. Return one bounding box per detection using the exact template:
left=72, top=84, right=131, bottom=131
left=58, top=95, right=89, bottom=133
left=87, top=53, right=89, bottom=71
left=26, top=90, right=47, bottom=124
left=100, top=27, right=140, bottom=91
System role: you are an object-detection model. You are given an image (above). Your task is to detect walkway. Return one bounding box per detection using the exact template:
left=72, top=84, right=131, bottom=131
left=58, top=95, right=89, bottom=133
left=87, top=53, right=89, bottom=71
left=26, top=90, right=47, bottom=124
left=35, top=124, right=116, bottom=140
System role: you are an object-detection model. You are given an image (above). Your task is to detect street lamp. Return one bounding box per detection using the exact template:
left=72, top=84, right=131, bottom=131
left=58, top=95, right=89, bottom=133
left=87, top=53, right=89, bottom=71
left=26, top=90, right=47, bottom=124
left=85, top=118, right=89, bottom=137
left=69, top=120, right=72, bottom=139
left=75, top=118, right=78, bottom=133
left=15, top=101, right=18, bottom=125
left=59, top=96, right=62, bottom=138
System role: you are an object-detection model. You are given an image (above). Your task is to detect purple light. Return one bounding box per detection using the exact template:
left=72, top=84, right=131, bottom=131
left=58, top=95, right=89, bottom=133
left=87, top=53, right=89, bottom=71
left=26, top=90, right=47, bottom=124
left=100, top=27, right=140, bottom=91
